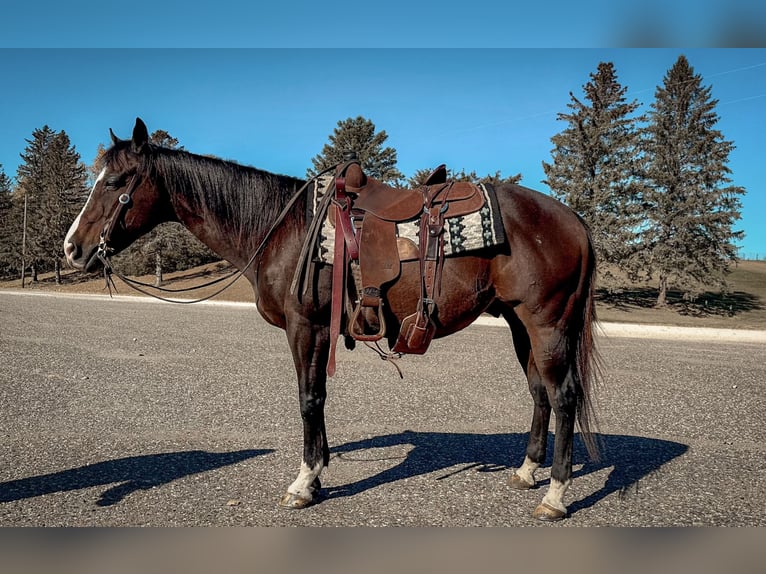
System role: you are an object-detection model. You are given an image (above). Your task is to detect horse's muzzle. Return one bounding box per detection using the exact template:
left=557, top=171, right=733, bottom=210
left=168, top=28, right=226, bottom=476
left=64, top=240, right=100, bottom=272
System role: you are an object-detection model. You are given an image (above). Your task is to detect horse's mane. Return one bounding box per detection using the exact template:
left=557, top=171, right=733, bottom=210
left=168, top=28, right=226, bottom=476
left=104, top=143, right=307, bottom=243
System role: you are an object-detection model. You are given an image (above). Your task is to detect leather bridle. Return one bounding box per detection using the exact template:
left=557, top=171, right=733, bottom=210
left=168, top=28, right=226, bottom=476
left=96, top=172, right=141, bottom=265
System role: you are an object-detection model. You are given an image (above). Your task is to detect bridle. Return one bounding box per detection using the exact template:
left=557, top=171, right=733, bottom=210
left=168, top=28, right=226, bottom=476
left=94, top=164, right=337, bottom=304
left=97, top=172, right=141, bottom=264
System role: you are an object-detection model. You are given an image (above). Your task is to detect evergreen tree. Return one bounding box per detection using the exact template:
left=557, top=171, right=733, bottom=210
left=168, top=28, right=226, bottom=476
left=308, top=116, right=404, bottom=185
left=16, top=126, right=54, bottom=280
left=16, top=126, right=88, bottom=283
left=0, top=166, right=16, bottom=277
left=88, top=142, right=107, bottom=187
left=148, top=129, right=182, bottom=150
left=4, top=180, right=28, bottom=280
left=642, top=55, right=745, bottom=306
left=42, top=131, right=89, bottom=282
left=542, top=62, right=646, bottom=281
left=473, top=171, right=522, bottom=187
left=408, top=167, right=522, bottom=187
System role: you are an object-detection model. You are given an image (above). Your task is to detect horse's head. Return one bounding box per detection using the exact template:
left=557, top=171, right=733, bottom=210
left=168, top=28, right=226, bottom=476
left=64, top=117, right=175, bottom=271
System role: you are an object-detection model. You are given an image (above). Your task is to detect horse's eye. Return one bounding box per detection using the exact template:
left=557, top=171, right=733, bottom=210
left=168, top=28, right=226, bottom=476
left=104, top=175, right=124, bottom=190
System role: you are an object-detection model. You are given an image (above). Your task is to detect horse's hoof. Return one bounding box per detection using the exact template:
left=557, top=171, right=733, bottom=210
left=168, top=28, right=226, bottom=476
left=279, top=492, right=315, bottom=509
left=509, top=473, right=535, bottom=490
left=532, top=502, right=567, bottom=522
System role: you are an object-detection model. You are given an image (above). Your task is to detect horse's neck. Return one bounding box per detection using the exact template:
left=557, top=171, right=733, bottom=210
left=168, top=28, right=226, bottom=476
left=161, top=161, right=301, bottom=272
left=177, top=211, right=251, bottom=271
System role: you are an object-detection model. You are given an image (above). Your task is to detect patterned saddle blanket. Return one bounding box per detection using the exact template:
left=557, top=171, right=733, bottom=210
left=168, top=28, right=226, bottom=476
left=308, top=174, right=506, bottom=263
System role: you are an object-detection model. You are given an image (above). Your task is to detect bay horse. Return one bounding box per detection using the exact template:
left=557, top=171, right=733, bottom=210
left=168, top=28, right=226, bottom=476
left=64, top=118, right=601, bottom=521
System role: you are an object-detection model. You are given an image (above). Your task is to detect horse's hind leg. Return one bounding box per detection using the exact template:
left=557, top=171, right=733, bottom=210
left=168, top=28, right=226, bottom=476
left=527, top=325, right=579, bottom=521
left=279, top=314, right=331, bottom=509
left=504, top=304, right=580, bottom=520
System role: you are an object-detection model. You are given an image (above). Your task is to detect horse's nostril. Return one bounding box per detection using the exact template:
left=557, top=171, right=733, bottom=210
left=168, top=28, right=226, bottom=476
left=64, top=240, right=80, bottom=262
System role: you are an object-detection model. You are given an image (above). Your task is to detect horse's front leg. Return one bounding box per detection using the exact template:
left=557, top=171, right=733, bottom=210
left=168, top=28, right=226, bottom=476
left=279, top=314, right=331, bottom=509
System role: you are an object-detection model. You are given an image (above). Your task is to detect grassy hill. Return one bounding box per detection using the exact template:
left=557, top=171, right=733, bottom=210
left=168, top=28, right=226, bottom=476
left=595, top=259, right=766, bottom=330
left=3, top=259, right=766, bottom=331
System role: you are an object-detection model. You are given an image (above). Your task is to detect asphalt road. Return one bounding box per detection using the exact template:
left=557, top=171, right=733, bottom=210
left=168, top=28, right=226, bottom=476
left=1, top=290, right=764, bottom=526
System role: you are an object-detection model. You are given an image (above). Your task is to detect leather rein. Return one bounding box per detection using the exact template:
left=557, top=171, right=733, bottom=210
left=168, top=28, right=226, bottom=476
left=95, top=165, right=336, bottom=304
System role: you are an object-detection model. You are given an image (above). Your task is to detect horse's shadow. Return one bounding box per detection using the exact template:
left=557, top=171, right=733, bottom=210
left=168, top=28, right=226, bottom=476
left=0, top=449, right=272, bottom=507
left=0, top=433, right=687, bottom=516
left=325, top=431, right=688, bottom=516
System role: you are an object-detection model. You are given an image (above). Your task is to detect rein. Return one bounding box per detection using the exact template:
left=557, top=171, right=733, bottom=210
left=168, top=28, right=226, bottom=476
left=96, top=164, right=337, bottom=304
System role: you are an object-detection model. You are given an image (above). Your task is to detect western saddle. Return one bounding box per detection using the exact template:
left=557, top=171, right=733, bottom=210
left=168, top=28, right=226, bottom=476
left=294, top=155, right=487, bottom=376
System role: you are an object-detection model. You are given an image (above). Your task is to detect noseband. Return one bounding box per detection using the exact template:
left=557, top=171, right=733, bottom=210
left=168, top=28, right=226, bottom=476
left=97, top=172, right=141, bottom=264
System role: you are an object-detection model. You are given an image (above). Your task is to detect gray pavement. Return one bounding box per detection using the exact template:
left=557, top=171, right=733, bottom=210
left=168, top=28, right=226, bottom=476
left=1, top=290, right=764, bottom=526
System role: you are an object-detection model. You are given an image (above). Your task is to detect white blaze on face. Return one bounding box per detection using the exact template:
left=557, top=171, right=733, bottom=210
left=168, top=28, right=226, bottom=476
left=64, top=168, right=106, bottom=261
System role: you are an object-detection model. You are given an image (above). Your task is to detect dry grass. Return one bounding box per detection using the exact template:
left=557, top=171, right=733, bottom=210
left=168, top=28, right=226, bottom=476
left=3, top=259, right=765, bottom=331
left=0, top=261, right=255, bottom=304
left=596, top=259, right=766, bottom=330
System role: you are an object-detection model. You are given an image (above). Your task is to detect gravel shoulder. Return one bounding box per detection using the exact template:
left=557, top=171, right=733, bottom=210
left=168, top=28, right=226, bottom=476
left=473, top=315, right=766, bottom=343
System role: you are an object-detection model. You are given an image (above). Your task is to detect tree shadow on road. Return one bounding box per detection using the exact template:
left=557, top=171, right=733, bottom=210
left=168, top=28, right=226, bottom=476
left=325, top=431, right=687, bottom=517
left=0, top=449, right=272, bottom=506
left=598, top=286, right=763, bottom=317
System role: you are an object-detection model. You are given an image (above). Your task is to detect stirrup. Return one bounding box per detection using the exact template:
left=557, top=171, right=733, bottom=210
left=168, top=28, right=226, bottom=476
left=349, top=300, right=387, bottom=342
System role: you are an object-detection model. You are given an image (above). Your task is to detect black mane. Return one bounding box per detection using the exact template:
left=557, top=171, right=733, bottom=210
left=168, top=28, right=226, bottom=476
left=105, top=142, right=307, bottom=243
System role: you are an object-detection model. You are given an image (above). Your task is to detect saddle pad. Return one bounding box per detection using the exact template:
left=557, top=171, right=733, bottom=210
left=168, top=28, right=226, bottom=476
left=307, top=174, right=507, bottom=264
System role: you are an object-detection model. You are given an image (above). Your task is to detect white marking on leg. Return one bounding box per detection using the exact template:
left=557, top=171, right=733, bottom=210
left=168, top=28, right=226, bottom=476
left=64, top=168, right=105, bottom=259
left=514, top=455, right=540, bottom=487
left=541, top=477, right=572, bottom=513
left=287, top=461, right=323, bottom=500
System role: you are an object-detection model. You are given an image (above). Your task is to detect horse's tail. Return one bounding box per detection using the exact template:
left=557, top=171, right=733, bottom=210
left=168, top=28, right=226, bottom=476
left=573, top=222, right=604, bottom=461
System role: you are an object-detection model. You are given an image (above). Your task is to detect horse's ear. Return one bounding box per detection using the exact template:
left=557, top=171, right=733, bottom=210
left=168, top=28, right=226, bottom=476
left=132, top=117, right=149, bottom=153
left=109, top=128, right=121, bottom=146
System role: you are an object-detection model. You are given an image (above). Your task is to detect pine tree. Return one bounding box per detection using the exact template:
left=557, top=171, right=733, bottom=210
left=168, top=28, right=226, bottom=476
left=16, top=126, right=88, bottom=283
left=148, top=129, right=182, bottom=150
left=16, top=126, right=54, bottom=280
left=407, top=168, right=435, bottom=188
left=642, top=55, right=745, bottom=306
left=4, top=181, right=28, bottom=280
left=308, top=116, right=404, bottom=185
left=542, top=62, right=646, bottom=281
left=42, top=131, right=89, bottom=283
left=407, top=167, right=522, bottom=187
left=88, top=142, right=107, bottom=187
left=0, top=166, right=16, bottom=277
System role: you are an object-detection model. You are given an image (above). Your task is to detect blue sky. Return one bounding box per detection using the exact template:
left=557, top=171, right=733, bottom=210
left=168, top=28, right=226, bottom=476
left=2, top=1, right=765, bottom=48
left=1, top=0, right=765, bottom=259
left=1, top=49, right=764, bottom=257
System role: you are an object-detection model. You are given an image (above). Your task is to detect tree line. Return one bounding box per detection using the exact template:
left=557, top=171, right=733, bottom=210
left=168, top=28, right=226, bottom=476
left=542, top=55, right=744, bottom=306
left=0, top=54, right=746, bottom=306
left=0, top=129, right=219, bottom=287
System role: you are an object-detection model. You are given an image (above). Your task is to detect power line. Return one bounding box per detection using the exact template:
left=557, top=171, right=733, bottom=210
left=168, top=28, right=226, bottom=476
left=719, top=93, right=766, bottom=106
left=436, top=60, right=766, bottom=138
left=630, top=61, right=766, bottom=96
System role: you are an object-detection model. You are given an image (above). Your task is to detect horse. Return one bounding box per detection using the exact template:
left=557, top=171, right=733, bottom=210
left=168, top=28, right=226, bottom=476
left=64, top=118, right=601, bottom=521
